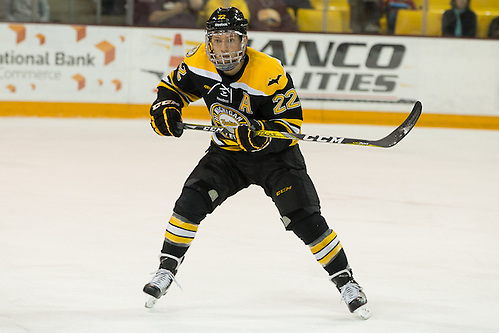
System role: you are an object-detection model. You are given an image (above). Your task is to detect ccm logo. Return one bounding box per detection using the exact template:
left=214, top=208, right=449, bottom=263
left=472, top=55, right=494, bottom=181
left=152, top=100, right=180, bottom=110
left=276, top=186, right=292, bottom=196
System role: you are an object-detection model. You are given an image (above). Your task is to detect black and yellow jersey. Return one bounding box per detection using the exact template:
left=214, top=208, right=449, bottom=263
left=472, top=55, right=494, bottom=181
left=155, top=44, right=303, bottom=152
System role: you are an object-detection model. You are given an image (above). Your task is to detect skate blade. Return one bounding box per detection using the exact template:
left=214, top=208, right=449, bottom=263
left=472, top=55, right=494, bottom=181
left=144, top=295, right=158, bottom=308
left=354, top=306, right=372, bottom=320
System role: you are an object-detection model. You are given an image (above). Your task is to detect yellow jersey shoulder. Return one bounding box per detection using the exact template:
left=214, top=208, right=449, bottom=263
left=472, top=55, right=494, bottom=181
left=241, top=47, right=288, bottom=95
left=182, top=45, right=288, bottom=96
left=184, top=43, right=217, bottom=73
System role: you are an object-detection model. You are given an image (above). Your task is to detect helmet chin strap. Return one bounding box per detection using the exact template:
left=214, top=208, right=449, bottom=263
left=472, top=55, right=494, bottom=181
left=215, top=58, right=239, bottom=71
left=214, top=52, right=245, bottom=71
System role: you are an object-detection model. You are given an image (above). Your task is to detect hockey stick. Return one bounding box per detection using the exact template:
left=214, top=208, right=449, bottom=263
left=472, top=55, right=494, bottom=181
left=182, top=101, right=422, bottom=148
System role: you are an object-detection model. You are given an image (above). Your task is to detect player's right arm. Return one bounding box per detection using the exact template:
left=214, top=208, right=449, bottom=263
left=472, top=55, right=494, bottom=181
left=150, top=57, right=203, bottom=137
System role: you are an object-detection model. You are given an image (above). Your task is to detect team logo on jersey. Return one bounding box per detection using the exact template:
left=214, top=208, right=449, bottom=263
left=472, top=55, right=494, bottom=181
left=211, top=103, right=250, bottom=138
left=217, top=84, right=232, bottom=102
left=207, top=83, right=233, bottom=103
left=268, top=74, right=282, bottom=86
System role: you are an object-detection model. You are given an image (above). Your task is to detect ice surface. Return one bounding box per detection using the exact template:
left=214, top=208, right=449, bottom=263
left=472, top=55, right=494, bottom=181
left=1, top=117, right=498, bottom=332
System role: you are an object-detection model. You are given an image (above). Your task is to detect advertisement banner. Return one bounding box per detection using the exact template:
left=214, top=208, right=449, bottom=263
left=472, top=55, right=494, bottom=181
left=1, top=23, right=498, bottom=118
left=1, top=24, right=131, bottom=103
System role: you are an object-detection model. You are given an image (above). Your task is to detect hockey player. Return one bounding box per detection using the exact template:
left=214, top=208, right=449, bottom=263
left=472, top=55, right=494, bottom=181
left=143, top=7, right=371, bottom=319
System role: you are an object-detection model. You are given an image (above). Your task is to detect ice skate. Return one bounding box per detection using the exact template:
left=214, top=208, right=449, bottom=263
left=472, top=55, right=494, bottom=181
left=143, top=254, right=182, bottom=308
left=330, top=268, right=371, bottom=319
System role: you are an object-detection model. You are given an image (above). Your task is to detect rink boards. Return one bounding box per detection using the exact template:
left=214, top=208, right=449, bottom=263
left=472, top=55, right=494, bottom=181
left=0, top=23, right=498, bottom=129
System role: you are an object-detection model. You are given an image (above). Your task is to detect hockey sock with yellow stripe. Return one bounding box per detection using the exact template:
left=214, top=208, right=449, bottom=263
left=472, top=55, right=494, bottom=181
left=161, top=213, right=199, bottom=258
left=309, top=229, right=349, bottom=275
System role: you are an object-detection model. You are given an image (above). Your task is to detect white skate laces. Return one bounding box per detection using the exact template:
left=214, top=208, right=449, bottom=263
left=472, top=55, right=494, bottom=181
left=148, top=268, right=181, bottom=293
left=339, top=281, right=363, bottom=304
left=339, top=281, right=371, bottom=319
left=330, top=268, right=371, bottom=319
left=143, top=254, right=183, bottom=308
left=144, top=269, right=181, bottom=309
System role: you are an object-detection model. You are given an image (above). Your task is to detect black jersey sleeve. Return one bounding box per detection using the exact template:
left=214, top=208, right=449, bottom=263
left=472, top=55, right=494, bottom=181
left=258, top=73, right=303, bottom=154
left=155, top=60, right=204, bottom=108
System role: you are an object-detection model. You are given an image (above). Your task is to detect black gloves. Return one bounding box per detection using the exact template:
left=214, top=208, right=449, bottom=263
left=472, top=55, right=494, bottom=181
left=235, top=120, right=270, bottom=152
left=150, top=100, right=183, bottom=137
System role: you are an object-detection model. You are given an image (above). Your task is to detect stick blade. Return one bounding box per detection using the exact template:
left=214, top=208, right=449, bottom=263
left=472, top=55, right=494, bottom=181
left=371, top=100, right=423, bottom=148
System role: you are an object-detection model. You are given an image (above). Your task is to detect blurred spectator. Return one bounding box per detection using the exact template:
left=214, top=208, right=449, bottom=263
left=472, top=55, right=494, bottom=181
left=488, top=17, right=499, bottom=39
left=281, top=0, right=311, bottom=17
left=134, top=0, right=156, bottom=25
left=384, top=0, right=416, bottom=34
left=442, top=0, right=476, bottom=37
left=134, top=0, right=203, bottom=27
left=101, top=0, right=126, bottom=15
left=348, top=0, right=383, bottom=33
left=4, top=0, right=50, bottom=22
left=246, top=0, right=297, bottom=31
left=102, top=0, right=115, bottom=14
left=199, top=0, right=251, bottom=24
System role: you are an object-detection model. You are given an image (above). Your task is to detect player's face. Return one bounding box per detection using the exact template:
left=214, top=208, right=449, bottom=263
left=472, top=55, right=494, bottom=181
left=206, top=29, right=247, bottom=73
left=210, top=32, right=242, bottom=61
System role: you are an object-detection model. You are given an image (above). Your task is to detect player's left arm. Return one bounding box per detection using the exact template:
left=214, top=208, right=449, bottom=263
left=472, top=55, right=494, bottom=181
left=260, top=73, right=303, bottom=152
left=235, top=64, right=303, bottom=154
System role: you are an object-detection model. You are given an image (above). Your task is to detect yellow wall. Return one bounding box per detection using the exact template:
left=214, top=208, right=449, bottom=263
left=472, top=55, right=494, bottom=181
left=1, top=101, right=498, bottom=130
